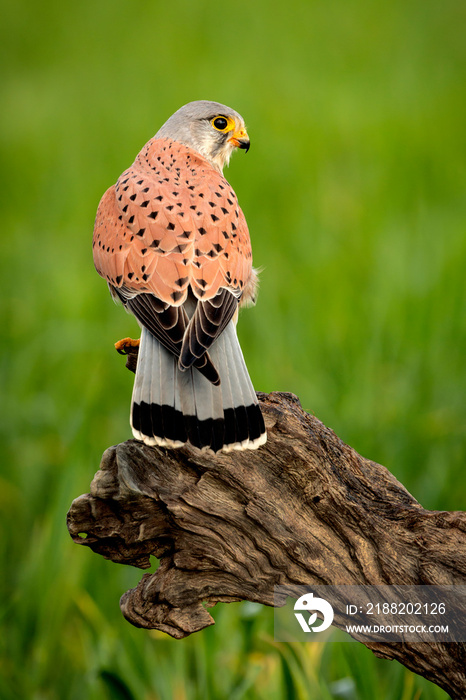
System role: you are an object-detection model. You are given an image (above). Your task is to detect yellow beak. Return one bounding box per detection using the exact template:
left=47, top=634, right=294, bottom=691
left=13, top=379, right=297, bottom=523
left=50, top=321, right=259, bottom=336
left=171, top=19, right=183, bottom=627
left=228, top=126, right=250, bottom=152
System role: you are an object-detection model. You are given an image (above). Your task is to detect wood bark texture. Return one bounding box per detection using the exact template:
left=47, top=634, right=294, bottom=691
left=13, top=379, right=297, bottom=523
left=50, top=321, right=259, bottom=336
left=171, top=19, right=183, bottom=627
left=68, top=384, right=466, bottom=699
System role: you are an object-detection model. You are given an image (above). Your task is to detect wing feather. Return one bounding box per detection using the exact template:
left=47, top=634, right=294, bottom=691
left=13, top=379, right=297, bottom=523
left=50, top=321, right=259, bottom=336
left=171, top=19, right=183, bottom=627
left=113, top=287, right=220, bottom=385
left=179, top=289, right=238, bottom=371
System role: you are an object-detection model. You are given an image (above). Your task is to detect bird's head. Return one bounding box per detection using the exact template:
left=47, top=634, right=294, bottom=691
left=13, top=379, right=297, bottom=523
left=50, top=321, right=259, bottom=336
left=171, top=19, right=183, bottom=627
left=155, top=100, right=250, bottom=172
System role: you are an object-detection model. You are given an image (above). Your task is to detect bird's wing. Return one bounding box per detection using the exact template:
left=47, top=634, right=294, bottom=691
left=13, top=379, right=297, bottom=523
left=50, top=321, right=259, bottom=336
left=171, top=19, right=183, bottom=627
left=93, top=138, right=253, bottom=369
left=179, top=289, right=239, bottom=370
left=113, top=287, right=220, bottom=384
left=112, top=286, right=187, bottom=355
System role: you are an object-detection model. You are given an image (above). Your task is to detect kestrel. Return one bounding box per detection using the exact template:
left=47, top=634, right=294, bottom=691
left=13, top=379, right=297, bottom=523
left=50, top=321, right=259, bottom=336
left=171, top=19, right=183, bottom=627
left=93, top=100, right=266, bottom=453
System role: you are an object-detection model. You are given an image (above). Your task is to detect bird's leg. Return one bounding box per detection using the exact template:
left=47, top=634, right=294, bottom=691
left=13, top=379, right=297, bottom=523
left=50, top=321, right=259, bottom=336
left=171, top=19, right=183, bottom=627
left=114, top=337, right=140, bottom=374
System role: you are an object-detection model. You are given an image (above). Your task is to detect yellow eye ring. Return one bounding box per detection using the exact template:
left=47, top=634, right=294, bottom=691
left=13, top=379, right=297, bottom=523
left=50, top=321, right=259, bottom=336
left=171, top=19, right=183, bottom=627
left=211, top=115, right=234, bottom=133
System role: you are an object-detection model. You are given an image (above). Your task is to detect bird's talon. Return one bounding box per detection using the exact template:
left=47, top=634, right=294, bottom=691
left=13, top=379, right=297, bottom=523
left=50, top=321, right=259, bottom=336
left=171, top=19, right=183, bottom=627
left=115, top=337, right=140, bottom=355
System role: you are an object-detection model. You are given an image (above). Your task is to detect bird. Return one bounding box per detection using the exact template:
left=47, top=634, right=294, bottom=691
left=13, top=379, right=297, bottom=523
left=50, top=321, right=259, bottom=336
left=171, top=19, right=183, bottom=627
left=93, top=100, right=266, bottom=453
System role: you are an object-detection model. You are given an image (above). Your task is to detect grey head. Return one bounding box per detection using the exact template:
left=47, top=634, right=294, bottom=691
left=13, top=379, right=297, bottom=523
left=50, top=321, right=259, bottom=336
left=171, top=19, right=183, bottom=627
left=155, top=100, right=250, bottom=172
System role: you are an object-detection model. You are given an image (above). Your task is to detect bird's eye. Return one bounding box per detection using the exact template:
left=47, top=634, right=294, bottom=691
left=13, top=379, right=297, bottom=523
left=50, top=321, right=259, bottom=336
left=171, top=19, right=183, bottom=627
left=212, top=116, right=229, bottom=131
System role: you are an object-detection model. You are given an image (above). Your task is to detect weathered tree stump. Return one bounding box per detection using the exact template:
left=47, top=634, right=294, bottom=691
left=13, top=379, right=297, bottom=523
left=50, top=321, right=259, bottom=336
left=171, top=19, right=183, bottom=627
left=68, top=385, right=466, bottom=699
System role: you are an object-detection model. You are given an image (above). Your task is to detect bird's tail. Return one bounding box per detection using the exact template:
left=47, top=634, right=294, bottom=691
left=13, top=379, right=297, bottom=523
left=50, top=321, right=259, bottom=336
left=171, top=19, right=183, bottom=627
left=131, top=325, right=266, bottom=453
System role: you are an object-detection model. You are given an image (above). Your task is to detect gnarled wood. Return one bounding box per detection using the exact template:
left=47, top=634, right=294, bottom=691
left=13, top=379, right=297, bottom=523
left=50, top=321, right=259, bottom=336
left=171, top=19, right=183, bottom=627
left=68, top=389, right=466, bottom=698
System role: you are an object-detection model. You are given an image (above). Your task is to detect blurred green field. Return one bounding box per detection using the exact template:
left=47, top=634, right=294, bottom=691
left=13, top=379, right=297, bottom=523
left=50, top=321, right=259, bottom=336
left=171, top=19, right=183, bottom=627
left=1, top=0, right=465, bottom=698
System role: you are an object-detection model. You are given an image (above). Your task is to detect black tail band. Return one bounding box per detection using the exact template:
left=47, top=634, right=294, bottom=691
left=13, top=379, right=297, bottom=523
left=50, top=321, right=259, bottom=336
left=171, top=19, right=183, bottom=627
left=132, top=401, right=265, bottom=452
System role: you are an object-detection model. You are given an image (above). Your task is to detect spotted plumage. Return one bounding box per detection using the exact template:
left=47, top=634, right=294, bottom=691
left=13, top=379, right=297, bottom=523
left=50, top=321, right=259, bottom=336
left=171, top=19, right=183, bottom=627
left=93, top=100, right=266, bottom=452
left=94, top=139, right=252, bottom=305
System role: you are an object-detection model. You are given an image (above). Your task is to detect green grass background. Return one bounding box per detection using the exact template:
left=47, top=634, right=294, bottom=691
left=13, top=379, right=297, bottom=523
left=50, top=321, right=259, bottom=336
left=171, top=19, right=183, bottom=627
left=1, top=0, right=465, bottom=698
